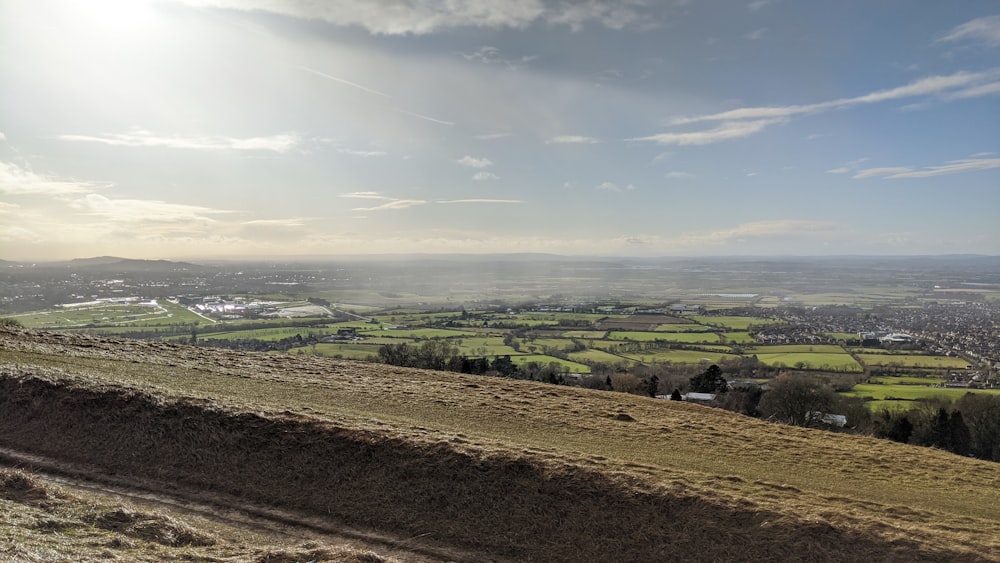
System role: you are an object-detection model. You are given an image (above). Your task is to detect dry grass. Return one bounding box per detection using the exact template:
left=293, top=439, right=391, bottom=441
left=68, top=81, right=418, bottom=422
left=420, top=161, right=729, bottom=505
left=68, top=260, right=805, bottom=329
left=0, top=467, right=395, bottom=562
left=1, top=326, right=999, bottom=561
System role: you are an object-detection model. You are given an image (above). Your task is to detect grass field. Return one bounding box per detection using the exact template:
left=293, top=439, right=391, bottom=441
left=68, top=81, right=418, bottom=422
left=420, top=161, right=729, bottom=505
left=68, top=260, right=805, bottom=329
left=857, top=354, right=971, bottom=369
left=567, top=348, right=636, bottom=365
left=358, top=328, right=477, bottom=339
left=747, top=344, right=847, bottom=354
left=10, top=300, right=206, bottom=329
left=754, top=352, right=863, bottom=372
left=560, top=330, right=608, bottom=339
left=620, top=349, right=738, bottom=365
left=686, top=315, right=784, bottom=330
left=844, top=383, right=1000, bottom=409
left=608, top=331, right=721, bottom=343
left=1, top=326, right=998, bottom=561
left=507, top=354, right=591, bottom=373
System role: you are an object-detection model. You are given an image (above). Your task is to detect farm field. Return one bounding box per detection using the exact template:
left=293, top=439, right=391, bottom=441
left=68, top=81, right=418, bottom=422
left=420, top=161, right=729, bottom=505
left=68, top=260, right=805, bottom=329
left=607, top=331, right=721, bottom=343
left=619, top=348, right=738, bottom=365
left=567, top=348, right=635, bottom=365
left=754, top=351, right=862, bottom=372
left=507, top=354, right=591, bottom=373
left=3, top=326, right=997, bottom=562
left=857, top=354, right=971, bottom=370
left=844, top=383, right=1000, bottom=410
left=685, top=315, right=784, bottom=330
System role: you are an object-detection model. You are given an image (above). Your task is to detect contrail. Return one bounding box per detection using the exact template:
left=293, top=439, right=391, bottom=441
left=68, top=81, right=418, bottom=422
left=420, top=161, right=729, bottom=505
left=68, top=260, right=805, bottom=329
left=298, top=66, right=390, bottom=98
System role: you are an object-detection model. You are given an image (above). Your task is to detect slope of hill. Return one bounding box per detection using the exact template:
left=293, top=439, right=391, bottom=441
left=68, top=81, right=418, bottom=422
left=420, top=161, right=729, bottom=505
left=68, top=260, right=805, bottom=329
left=0, top=326, right=998, bottom=561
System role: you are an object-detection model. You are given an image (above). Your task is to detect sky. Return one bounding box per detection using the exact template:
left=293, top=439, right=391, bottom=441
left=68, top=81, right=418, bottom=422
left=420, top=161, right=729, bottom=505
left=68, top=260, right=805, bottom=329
left=1, top=0, right=998, bottom=261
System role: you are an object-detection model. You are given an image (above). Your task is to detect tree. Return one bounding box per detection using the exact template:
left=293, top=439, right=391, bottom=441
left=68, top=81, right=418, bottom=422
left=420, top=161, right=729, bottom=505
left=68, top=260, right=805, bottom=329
left=689, top=364, right=727, bottom=394
left=670, top=389, right=682, bottom=401
left=886, top=415, right=913, bottom=444
left=647, top=375, right=659, bottom=397
left=757, top=373, right=838, bottom=427
left=949, top=411, right=971, bottom=456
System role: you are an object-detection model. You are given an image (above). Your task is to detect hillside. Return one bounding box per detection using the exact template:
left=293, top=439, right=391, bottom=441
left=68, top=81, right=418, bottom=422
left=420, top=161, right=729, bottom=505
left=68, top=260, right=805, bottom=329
left=1, top=326, right=998, bottom=561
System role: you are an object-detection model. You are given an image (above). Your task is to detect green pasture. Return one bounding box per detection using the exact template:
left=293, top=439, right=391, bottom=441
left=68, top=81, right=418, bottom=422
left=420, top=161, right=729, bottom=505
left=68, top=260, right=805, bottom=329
left=687, top=315, right=783, bottom=331
left=844, top=384, right=1000, bottom=409
left=857, top=354, right=970, bottom=369
left=653, top=324, right=711, bottom=332
left=849, top=348, right=927, bottom=355
left=196, top=327, right=333, bottom=342
left=869, top=375, right=947, bottom=385
left=310, top=342, right=382, bottom=360
left=358, top=328, right=477, bottom=339
left=608, top=331, right=721, bottom=344
left=746, top=344, right=846, bottom=354
left=755, top=352, right=863, bottom=372
left=567, top=349, right=636, bottom=366
left=620, top=349, right=738, bottom=365
left=823, top=332, right=860, bottom=341
left=507, top=354, right=591, bottom=373
left=720, top=332, right=756, bottom=344
left=452, top=337, right=519, bottom=356
left=561, top=330, right=608, bottom=339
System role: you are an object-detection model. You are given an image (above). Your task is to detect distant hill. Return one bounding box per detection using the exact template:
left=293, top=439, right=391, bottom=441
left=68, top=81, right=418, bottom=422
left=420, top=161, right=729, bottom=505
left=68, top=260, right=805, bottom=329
left=63, top=256, right=203, bottom=272
left=0, top=326, right=997, bottom=561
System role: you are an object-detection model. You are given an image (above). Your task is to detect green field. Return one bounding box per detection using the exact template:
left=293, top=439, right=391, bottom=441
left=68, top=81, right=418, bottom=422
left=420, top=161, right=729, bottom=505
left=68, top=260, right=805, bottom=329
left=311, top=342, right=382, bottom=360
left=857, top=354, right=971, bottom=369
left=844, top=383, right=1000, bottom=409
left=720, top=331, right=756, bottom=344
left=358, top=328, right=477, bottom=339
left=10, top=300, right=205, bottom=329
left=686, top=315, right=783, bottom=331
left=567, top=348, right=636, bottom=366
left=508, top=354, right=591, bottom=373
left=755, top=352, right=862, bottom=372
left=747, top=344, right=846, bottom=354
left=608, top=331, right=721, bottom=343
left=561, top=330, right=608, bottom=339
left=653, top=324, right=711, bottom=332
left=620, top=349, right=738, bottom=365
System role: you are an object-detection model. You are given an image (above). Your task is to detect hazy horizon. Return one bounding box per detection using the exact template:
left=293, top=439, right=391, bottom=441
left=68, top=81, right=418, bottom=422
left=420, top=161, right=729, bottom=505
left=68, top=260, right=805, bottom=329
left=2, top=1, right=999, bottom=261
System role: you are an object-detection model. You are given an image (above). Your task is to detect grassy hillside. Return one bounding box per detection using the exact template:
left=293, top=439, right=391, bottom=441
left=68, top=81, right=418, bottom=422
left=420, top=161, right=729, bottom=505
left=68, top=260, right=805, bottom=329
left=1, top=326, right=998, bottom=561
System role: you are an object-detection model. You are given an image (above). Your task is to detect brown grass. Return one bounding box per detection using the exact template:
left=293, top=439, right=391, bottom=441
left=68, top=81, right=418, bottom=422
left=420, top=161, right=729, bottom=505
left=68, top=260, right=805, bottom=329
left=1, top=326, right=999, bottom=561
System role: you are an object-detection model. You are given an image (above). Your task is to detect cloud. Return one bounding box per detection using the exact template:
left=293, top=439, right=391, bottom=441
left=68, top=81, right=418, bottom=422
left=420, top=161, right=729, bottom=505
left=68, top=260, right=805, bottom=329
left=694, top=219, right=842, bottom=244
left=854, top=157, right=1000, bottom=179
left=241, top=217, right=314, bottom=228
left=666, top=171, right=694, bottom=179
left=351, top=199, right=428, bottom=211
left=457, top=156, right=494, bottom=168
left=631, top=119, right=784, bottom=145
left=460, top=46, right=537, bottom=70
left=473, top=171, right=500, bottom=181
left=178, top=0, right=658, bottom=34
left=745, top=28, right=768, bottom=40
left=0, top=161, right=109, bottom=195
left=548, top=135, right=599, bottom=144
left=0, top=132, right=5, bottom=142
left=59, top=130, right=300, bottom=153
left=298, top=66, right=390, bottom=97
left=748, top=0, right=776, bottom=11
left=69, top=193, right=236, bottom=224
left=337, top=148, right=388, bottom=157
left=936, top=15, right=1000, bottom=47
left=635, top=69, right=1000, bottom=146
left=339, top=191, right=393, bottom=200
left=826, top=167, right=851, bottom=174
left=596, top=182, right=636, bottom=192
left=473, top=132, right=512, bottom=140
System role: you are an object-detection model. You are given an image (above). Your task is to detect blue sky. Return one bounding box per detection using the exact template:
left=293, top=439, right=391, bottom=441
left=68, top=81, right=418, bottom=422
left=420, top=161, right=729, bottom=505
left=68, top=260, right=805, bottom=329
left=1, top=0, right=998, bottom=260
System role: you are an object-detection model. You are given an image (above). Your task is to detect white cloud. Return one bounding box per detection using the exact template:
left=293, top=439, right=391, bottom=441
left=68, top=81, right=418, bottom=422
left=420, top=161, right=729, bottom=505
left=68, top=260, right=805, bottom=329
left=457, top=156, right=494, bottom=168
left=694, top=219, right=842, bottom=244
left=855, top=157, right=1000, bottom=179
left=473, top=132, right=512, bottom=140
left=666, top=171, right=694, bottom=179
left=460, top=46, right=537, bottom=70
left=936, top=15, right=1000, bottom=47
left=351, top=199, right=428, bottom=211
left=635, top=69, right=1000, bottom=146
left=339, top=191, right=394, bottom=200
left=473, top=171, right=500, bottom=181
left=826, top=167, right=851, bottom=174
left=596, top=182, right=636, bottom=192
left=748, top=0, right=776, bottom=11
left=0, top=132, right=6, bottom=142
left=69, top=193, right=236, bottom=224
left=547, top=135, right=599, bottom=144
left=337, top=148, right=388, bottom=157
left=632, top=119, right=784, bottom=146
left=745, top=28, right=768, bottom=41
left=0, top=161, right=108, bottom=195
left=852, top=167, right=914, bottom=179
left=59, top=130, right=300, bottom=153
